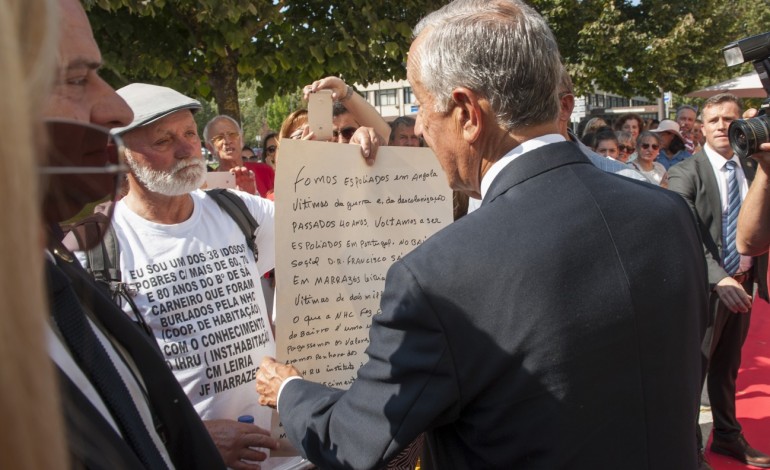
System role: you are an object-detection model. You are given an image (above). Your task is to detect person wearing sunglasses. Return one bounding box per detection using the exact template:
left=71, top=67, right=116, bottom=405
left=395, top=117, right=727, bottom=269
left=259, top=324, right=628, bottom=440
left=303, top=76, right=391, bottom=150
left=651, top=119, right=692, bottom=170
left=630, top=131, right=669, bottom=187
left=40, top=0, right=227, bottom=468
left=615, top=130, right=635, bottom=163
left=262, top=131, right=279, bottom=169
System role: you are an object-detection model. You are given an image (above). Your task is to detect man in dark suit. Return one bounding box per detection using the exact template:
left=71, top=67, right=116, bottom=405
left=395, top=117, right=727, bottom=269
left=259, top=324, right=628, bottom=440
left=41, top=0, right=228, bottom=467
left=668, top=93, right=770, bottom=469
left=257, top=1, right=707, bottom=468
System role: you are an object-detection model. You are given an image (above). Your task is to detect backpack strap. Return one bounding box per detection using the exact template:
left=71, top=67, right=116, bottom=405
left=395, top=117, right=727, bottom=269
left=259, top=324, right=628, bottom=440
left=63, top=212, right=121, bottom=285
left=206, top=188, right=260, bottom=263
left=62, top=213, right=154, bottom=339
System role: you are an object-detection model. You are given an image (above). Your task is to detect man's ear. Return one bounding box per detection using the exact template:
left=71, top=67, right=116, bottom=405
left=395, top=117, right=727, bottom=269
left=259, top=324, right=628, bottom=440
left=559, top=94, right=575, bottom=122
left=451, top=87, right=484, bottom=144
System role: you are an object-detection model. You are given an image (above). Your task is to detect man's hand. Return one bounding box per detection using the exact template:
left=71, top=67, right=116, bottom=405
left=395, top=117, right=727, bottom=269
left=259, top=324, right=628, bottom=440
left=349, top=126, right=385, bottom=166
left=204, top=419, right=280, bottom=470
left=230, top=167, right=257, bottom=195
left=715, top=276, right=753, bottom=313
left=256, top=357, right=302, bottom=408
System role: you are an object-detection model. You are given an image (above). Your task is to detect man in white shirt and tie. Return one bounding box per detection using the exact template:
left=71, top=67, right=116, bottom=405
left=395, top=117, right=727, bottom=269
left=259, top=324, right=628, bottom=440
left=669, top=92, right=770, bottom=470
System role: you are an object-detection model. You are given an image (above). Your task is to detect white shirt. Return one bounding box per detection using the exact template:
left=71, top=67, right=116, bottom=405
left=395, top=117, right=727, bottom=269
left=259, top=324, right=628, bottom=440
left=479, top=134, right=566, bottom=201
left=467, top=134, right=567, bottom=213
left=704, top=144, right=752, bottom=273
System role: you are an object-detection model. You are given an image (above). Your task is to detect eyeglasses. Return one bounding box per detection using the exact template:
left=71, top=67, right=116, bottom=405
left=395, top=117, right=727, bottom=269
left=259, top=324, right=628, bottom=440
left=641, top=143, right=660, bottom=150
left=333, top=126, right=358, bottom=141
left=40, top=119, right=128, bottom=248
left=618, top=145, right=635, bottom=153
left=210, top=131, right=240, bottom=146
left=266, top=146, right=277, bottom=154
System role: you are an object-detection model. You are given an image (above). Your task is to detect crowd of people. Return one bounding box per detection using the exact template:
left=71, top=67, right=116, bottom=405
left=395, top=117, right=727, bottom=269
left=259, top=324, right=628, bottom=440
left=4, top=0, right=770, bottom=469
left=577, top=105, right=709, bottom=188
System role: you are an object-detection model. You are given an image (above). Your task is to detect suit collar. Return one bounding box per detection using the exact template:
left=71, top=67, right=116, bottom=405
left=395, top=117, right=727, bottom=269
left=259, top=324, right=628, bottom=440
left=483, top=141, right=592, bottom=205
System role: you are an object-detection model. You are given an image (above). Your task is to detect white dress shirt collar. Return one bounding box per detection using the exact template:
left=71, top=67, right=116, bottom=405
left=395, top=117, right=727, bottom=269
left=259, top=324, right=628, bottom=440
left=480, top=134, right=566, bottom=201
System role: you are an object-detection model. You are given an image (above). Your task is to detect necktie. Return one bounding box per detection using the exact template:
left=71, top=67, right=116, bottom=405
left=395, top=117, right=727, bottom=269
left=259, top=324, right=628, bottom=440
left=47, top=262, right=169, bottom=469
left=723, top=160, right=741, bottom=276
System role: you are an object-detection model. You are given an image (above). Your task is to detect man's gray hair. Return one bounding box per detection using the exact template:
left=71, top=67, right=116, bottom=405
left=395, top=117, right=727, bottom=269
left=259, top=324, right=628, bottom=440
left=676, top=105, right=698, bottom=118
left=413, top=0, right=561, bottom=130
left=202, top=115, right=242, bottom=143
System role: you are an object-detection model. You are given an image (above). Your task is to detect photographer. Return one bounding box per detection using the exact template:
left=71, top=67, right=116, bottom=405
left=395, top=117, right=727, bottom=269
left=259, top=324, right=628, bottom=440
left=736, top=109, right=770, bottom=258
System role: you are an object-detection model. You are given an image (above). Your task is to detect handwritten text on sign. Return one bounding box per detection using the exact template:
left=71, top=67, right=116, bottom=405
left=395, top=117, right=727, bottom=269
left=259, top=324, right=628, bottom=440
left=275, top=139, right=452, bottom=389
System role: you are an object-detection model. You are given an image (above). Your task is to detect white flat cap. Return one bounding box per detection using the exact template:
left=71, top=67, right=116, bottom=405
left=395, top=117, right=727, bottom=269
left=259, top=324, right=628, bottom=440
left=112, top=83, right=201, bottom=135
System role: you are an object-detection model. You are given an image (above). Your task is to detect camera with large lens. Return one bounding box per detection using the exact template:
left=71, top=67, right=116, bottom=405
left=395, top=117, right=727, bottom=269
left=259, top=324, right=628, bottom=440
left=722, top=32, right=770, bottom=158
left=728, top=113, right=770, bottom=159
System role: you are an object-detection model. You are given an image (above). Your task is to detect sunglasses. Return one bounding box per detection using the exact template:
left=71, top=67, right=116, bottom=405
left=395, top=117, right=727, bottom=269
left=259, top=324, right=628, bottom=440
left=266, top=145, right=277, bottom=154
left=211, top=131, right=240, bottom=146
left=641, top=143, right=660, bottom=150
left=333, top=126, right=358, bottom=141
left=40, top=119, right=127, bottom=249
left=618, top=145, right=635, bottom=153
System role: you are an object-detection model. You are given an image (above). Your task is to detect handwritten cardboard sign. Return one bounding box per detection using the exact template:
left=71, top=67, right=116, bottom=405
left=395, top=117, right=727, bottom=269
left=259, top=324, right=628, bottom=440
left=274, top=139, right=453, bottom=388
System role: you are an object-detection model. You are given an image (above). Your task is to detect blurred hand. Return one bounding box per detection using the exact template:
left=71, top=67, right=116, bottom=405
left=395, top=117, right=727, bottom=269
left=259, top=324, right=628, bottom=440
left=349, top=126, right=385, bottom=166
left=256, top=357, right=302, bottom=409
left=203, top=419, right=280, bottom=470
left=230, top=166, right=257, bottom=195
left=715, top=276, right=753, bottom=313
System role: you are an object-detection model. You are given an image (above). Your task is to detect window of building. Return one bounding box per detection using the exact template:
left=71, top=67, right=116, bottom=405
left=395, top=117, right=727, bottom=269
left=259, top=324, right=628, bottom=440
left=375, top=89, right=397, bottom=106
left=403, top=87, right=414, bottom=104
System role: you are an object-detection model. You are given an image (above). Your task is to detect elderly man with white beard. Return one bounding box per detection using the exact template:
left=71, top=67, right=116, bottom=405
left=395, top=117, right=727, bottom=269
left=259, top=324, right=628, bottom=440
left=79, top=82, right=382, bottom=470
left=107, top=82, right=282, bottom=469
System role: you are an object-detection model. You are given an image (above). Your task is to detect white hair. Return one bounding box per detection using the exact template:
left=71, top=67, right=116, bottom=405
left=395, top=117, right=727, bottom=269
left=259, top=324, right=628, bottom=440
left=413, top=0, right=561, bottom=130
left=203, top=114, right=242, bottom=143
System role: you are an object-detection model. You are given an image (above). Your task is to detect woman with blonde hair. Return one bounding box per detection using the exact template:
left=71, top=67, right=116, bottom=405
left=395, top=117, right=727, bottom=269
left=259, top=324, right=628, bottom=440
left=0, top=0, right=68, bottom=467
left=630, top=131, right=669, bottom=188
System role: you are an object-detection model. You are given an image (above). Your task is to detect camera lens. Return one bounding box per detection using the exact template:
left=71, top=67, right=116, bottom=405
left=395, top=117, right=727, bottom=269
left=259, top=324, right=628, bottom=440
left=729, top=114, right=770, bottom=158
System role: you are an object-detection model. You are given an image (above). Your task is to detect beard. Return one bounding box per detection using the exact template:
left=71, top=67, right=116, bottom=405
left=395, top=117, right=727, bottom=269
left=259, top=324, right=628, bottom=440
left=126, top=152, right=206, bottom=196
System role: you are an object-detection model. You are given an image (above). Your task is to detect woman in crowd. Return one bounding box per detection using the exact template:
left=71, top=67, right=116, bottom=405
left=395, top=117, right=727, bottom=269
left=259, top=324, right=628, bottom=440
left=1, top=0, right=68, bottom=467
left=630, top=131, right=668, bottom=188
left=581, top=117, right=608, bottom=138
left=614, top=113, right=644, bottom=141
left=280, top=108, right=309, bottom=142
left=262, top=131, right=278, bottom=169
left=652, top=119, right=691, bottom=170
left=616, top=130, right=635, bottom=163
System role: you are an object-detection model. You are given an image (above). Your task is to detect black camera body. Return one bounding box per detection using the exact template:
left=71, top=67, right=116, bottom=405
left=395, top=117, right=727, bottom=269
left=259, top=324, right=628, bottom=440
left=722, top=32, right=770, bottom=158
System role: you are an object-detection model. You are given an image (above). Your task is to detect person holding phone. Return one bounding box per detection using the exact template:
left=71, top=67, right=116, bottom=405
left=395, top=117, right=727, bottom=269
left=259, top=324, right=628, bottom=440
left=303, top=76, right=391, bottom=155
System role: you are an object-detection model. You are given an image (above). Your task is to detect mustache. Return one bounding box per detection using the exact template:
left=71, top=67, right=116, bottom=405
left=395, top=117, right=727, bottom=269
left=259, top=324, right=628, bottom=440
left=173, top=158, right=206, bottom=172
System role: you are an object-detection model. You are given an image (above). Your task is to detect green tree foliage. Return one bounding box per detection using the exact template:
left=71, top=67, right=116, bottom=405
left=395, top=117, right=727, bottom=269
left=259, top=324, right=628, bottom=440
left=88, top=0, right=768, bottom=118
left=532, top=0, right=769, bottom=101
left=86, top=0, right=442, bottom=122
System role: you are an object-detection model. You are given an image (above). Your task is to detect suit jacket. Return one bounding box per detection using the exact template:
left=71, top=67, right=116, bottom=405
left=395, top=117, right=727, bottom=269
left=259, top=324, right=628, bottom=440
left=48, top=251, right=226, bottom=469
left=667, top=151, right=768, bottom=298
left=279, top=142, right=708, bottom=469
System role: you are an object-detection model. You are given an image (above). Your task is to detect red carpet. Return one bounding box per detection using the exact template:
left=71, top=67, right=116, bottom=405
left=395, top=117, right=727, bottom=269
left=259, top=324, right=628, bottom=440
left=708, top=297, right=770, bottom=469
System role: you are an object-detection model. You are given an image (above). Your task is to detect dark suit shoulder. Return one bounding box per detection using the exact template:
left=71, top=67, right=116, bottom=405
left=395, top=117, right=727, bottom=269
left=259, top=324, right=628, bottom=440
left=667, top=152, right=709, bottom=198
